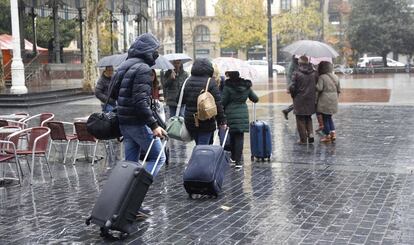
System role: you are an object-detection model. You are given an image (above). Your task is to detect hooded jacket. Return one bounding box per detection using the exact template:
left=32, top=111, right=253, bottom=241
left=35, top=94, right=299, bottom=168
left=290, top=63, right=317, bottom=115
left=221, top=75, right=259, bottom=133
left=180, top=58, right=226, bottom=132
left=115, top=33, right=160, bottom=129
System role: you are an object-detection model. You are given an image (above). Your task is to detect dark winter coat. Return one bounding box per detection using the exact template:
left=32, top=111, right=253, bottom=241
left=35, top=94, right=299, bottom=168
left=115, top=33, right=160, bottom=130
left=162, top=67, right=189, bottom=106
left=289, top=64, right=317, bottom=116
left=95, top=74, right=116, bottom=106
left=180, top=58, right=226, bottom=132
left=221, top=78, right=258, bottom=133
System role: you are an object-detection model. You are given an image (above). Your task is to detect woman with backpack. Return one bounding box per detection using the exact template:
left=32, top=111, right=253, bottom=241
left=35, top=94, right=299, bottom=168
left=221, top=71, right=259, bottom=168
left=180, top=58, right=227, bottom=145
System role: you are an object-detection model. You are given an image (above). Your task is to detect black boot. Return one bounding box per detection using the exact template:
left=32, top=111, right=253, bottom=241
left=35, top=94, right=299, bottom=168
left=282, top=109, right=289, bottom=120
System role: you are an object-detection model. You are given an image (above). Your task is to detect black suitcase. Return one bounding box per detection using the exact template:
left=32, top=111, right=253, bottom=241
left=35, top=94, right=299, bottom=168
left=183, top=129, right=230, bottom=198
left=86, top=138, right=167, bottom=239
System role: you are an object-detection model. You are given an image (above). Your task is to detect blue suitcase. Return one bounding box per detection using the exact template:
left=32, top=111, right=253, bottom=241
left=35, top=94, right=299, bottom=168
left=183, top=130, right=230, bottom=198
left=250, top=103, right=272, bottom=161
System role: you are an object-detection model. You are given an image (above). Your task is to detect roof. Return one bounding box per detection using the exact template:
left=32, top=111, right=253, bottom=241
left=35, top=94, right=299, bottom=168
left=0, top=34, right=47, bottom=51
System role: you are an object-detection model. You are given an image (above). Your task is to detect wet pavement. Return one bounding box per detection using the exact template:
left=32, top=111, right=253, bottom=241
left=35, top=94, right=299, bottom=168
left=1, top=74, right=414, bottom=244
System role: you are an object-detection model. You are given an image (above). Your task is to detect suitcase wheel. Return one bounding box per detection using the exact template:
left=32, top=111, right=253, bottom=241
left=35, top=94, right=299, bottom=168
left=85, top=216, right=92, bottom=226
left=119, top=232, right=129, bottom=240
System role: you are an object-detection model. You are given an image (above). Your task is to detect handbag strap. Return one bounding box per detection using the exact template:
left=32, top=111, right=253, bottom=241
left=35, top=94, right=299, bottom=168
left=205, top=78, right=211, bottom=92
left=176, top=78, right=190, bottom=117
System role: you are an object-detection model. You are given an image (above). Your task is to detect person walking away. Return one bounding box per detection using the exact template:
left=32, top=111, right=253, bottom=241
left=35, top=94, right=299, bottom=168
left=282, top=55, right=298, bottom=120
left=289, top=56, right=317, bottom=144
left=316, top=61, right=341, bottom=143
left=221, top=71, right=258, bottom=169
left=180, top=58, right=227, bottom=145
left=162, top=59, right=189, bottom=118
left=95, top=66, right=115, bottom=112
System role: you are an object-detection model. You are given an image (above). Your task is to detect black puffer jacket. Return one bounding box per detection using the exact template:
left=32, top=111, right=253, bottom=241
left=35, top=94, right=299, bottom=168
left=180, top=58, right=226, bottom=132
left=115, top=33, right=160, bottom=129
left=95, top=74, right=115, bottom=106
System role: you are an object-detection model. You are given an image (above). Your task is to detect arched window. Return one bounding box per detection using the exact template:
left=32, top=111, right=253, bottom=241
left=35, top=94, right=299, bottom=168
left=195, top=25, right=210, bottom=42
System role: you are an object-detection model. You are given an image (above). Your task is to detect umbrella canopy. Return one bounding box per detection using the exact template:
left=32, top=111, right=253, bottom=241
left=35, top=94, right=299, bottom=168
left=282, top=40, right=339, bottom=58
left=212, top=57, right=258, bottom=80
left=97, top=54, right=173, bottom=70
left=163, top=53, right=192, bottom=63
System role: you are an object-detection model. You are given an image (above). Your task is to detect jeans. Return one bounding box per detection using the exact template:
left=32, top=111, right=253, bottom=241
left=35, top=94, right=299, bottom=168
left=322, top=114, right=335, bottom=135
left=120, top=124, right=166, bottom=177
left=101, top=104, right=115, bottom=113
left=168, top=105, right=185, bottom=118
left=190, top=131, right=213, bottom=145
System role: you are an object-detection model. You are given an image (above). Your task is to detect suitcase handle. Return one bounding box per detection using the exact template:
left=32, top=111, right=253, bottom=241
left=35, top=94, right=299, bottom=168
left=221, top=128, right=229, bottom=148
left=253, top=102, right=257, bottom=121
left=142, top=136, right=169, bottom=175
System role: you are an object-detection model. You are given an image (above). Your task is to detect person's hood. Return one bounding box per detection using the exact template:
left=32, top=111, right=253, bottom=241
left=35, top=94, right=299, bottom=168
left=298, top=63, right=314, bottom=74
left=191, top=58, right=214, bottom=77
left=127, top=33, right=160, bottom=65
left=225, top=77, right=252, bottom=92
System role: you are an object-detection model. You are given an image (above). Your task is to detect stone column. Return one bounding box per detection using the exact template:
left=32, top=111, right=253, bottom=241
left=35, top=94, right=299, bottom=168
left=10, top=0, right=28, bottom=94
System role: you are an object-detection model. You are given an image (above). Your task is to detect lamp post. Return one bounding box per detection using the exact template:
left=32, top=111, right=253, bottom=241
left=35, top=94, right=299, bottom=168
left=175, top=0, right=183, bottom=53
left=122, top=0, right=128, bottom=52
left=10, top=0, right=27, bottom=94
left=267, top=0, right=273, bottom=78
left=75, top=0, right=84, bottom=62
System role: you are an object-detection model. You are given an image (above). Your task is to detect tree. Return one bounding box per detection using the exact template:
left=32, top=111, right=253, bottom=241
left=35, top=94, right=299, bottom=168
left=215, top=0, right=266, bottom=58
left=83, top=0, right=105, bottom=92
left=347, top=0, right=413, bottom=66
left=98, top=10, right=118, bottom=55
left=272, top=0, right=322, bottom=46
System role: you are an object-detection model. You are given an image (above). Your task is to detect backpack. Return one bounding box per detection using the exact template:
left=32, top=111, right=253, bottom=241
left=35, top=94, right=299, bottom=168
left=194, top=78, right=217, bottom=126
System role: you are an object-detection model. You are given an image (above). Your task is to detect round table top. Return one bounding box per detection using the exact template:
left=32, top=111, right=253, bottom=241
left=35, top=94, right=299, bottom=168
left=0, top=114, right=27, bottom=121
left=0, top=127, right=20, bottom=134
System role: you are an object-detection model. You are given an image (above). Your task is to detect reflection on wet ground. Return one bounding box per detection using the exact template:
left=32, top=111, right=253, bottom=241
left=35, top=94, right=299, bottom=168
left=0, top=73, right=414, bottom=244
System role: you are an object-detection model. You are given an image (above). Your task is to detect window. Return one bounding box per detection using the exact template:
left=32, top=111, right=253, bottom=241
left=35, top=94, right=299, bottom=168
left=156, top=0, right=175, bottom=18
left=281, top=0, right=291, bottom=11
left=196, top=0, right=206, bottom=16
left=195, top=25, right=210, bottom=42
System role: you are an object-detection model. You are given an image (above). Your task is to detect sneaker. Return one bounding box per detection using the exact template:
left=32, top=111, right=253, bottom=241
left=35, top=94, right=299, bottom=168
left=282, top=110, right=289, bottom=120
left=308, top=137, right=314, bottom=144
left=235, top=162, right=243, bottom=169
left=297, top=140, right=307, bottom=145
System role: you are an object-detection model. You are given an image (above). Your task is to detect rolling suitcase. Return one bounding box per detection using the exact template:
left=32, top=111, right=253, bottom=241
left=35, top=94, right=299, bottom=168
left=250, top=103, right=272, bottom=161
left=183, top=129, right=229, bottom=198
left=86, top=138, right=167, bottom=240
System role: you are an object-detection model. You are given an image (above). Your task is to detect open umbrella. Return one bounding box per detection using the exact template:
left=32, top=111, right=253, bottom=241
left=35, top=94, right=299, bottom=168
left=212, top=57, right=258, bottom=80
left=282, top=40, right=339, bottom=58
left=97, top=54, right=173, bottom=70
left=164, top=53, right=192, bottom=63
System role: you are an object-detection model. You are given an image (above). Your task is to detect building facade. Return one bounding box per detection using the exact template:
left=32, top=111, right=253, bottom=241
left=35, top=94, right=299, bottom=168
left=150, top=0, right=220, bottom=59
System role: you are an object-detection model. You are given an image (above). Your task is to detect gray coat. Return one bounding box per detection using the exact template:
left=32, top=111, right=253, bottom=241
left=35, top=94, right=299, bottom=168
left=316, top=73, right=341, bottom=115
left=290, top=64, right=317, bottom=116
left=162, top=69, right=189, bottom=107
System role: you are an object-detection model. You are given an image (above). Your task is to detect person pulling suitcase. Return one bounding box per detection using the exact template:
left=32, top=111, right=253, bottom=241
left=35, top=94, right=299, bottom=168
left=86, top=136, right=168, bottom=240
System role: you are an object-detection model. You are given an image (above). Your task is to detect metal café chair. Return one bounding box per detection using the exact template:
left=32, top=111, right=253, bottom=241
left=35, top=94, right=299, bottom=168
left=46, top=121, right=78, bottom=164
left=7, top=127, right=52, bottom=185
left=0, top=139, right=23, bottom=186
left=73, top=121, right=100, bottom=165
left=21, top=113, right=55, bottom=127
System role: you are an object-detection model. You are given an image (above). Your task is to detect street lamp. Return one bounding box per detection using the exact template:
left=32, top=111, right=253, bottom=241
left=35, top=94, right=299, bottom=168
left=10, top=0, right=27, bottom=94
left=267, top=0, right=273, bottom=78
left=175, top=0, right=183, bottom=53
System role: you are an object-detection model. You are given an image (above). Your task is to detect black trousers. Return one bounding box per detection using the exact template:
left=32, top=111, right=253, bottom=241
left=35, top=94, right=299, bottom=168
left=230, top=132, right=244, bottom=162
